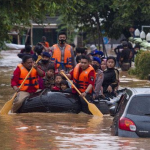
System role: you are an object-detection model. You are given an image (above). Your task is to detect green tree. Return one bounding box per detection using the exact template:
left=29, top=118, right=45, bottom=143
left=58, top=0, right=150, bottom=50
left=58, top=0, right=119, bottom=55
left=112, top=0, right=150, bottom=33
left=0, top=0, right=66, bottom=47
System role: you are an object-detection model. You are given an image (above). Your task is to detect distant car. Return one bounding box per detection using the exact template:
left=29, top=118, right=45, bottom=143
left=110, top=88, right=150, bottom=138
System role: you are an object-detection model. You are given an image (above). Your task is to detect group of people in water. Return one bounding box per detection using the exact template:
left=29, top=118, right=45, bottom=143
left=11, top=31, right=119, bottom=113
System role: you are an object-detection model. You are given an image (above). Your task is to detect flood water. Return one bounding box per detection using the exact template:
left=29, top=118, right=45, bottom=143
left=0, top=50, right=150, bottom=150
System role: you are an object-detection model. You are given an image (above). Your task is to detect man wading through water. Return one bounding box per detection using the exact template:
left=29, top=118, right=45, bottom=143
left=50, top=31, right=75, bottom=73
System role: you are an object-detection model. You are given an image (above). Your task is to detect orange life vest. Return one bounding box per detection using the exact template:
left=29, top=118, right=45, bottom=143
left=44, top=41, right=49, bottom=48
left=17, top=64, right=39, bottom=91
left=73, top=63, right=96, bottom=94
left=51, top=44, right=72, bottom=68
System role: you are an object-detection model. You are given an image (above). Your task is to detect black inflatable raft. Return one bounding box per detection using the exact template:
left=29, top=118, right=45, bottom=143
left=18, top=89, right=125, bottom=114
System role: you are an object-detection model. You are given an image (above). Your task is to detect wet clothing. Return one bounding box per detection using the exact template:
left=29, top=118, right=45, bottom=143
left=70, top=64, right=95, bottom=94
left=12, top=91, right=30, bottom=113
left=102, top=68, right=119, bottom=94
left=94, top=69, right=104, bottom=97
left=50, top=44, right=75, bottom=72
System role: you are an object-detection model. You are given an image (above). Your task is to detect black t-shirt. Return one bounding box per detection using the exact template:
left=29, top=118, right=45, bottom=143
left=102, top=68, right=119, bottom=93
left=120, top=48, right=131, bottom=63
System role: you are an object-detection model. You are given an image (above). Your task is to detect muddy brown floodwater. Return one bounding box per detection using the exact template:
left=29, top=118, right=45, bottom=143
left=0, top=50, right=150, bottom=150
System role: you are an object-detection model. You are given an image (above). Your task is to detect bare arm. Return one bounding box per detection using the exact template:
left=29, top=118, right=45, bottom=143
left=85, top=84, right=93, bottom=93
left=80, top=84, right=93, bottom=97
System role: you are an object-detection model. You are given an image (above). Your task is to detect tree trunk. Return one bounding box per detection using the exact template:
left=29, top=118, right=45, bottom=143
left=95, top=13, right=107, bottom=57
left=90, top=20, right=97, bottom=46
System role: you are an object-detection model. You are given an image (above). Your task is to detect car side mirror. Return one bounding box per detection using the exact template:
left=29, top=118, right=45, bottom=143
left=109, top=105, right=117, bottom=117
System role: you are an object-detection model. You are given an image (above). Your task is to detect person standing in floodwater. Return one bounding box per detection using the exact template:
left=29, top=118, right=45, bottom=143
left=50, top=31, right=75, bottom=73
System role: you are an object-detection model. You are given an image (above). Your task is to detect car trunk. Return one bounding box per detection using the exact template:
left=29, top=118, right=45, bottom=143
left=127, top=114, right=150, bottom=137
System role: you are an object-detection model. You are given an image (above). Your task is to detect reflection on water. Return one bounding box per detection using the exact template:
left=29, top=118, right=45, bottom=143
left=0, top=50, right=150, bottom=149
left=0, top=113, right=150, bottom=150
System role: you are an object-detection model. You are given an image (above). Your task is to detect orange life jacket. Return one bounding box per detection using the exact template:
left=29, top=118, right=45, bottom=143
left=51, top=44, right=72, bottom=68
left=17, top=64, right=39, bottom=91
left=44, top=41, right=49, bottom=48
left=73, top=63, right=96, bottom=94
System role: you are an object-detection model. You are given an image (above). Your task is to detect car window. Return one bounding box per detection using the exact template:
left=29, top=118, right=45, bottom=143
left=127, top=96, right=150, bottom=115
left=117, top=94, right=128, bottom=116
left=116, top=89, right=132, bottom=114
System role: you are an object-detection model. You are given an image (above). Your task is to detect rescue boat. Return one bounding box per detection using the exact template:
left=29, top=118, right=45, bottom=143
left=18, top=89, right=125, bottom=114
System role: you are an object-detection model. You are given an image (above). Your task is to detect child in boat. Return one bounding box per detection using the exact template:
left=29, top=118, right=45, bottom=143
left=102, top=56, right=119, bottom=97
left=43, top=66, right=55, bottom=89
left=60, top=80, right=70, bottom=92
left=52, top=74, right=63, bottom=91
left=100, top=58, right=107, bottom=71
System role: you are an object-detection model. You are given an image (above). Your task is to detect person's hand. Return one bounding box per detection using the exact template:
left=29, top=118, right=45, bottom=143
left=80, top=92, right=87, bottom=98
left=33, top=62, right=38, bottom=69
left=60, top=70, right=65, bottom=75
left=107, top=85, right=112, bottom=93
left=13, top=86, right=20, bottom=92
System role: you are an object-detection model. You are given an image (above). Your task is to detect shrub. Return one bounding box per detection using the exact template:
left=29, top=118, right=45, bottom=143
left=129, top=51, right=150, bottom=79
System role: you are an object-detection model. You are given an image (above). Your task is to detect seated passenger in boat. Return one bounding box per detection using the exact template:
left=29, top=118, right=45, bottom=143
left=38, top=52, right=52, bottom=72
left=11, top=55, right=45, bottom=113
left=91, top=57, right=104, bottom=99
left=61, top=55, right=96, bottom=113
left=102, top=56, right=119, bottom=97
left=100, top=58, right=107, bottom=71
left=43, top=66, right=55, bottom=89
left=60, top=80, right=71, bottom=92
left=51, top=74, right=63, bottom=91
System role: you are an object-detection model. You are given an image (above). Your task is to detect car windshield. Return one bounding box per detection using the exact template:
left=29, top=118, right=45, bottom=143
left=127, top=96, right=150, bottom=116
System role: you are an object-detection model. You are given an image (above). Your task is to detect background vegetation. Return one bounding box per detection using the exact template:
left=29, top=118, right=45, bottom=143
left=1, top=0, right=150, bottom=48
left=129, top=51, right=150, bottom=79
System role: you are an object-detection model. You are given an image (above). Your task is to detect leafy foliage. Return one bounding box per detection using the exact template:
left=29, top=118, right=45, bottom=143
left=0, top=0, right=66, bottom=48
left=129, top=51, right=150, bottom=79
left=112, top=0, right=150, bottom=29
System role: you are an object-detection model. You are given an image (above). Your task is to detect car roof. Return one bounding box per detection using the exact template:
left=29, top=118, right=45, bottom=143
left=127, top=87, right=150, bottom=95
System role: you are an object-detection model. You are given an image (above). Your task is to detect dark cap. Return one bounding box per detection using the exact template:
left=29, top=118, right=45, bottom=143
left=42, top=52, right=51, bottom=58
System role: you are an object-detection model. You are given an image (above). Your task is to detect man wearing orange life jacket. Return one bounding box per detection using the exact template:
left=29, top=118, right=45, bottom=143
left=11, top=55, right=45, bottom=113
left=62, top=56, right=95, bottom=99
left=62, top=55, right=96, bottom=113
left=50, top=31, right=75, bottom=72
left=41, top=36, right=50, bottom=48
